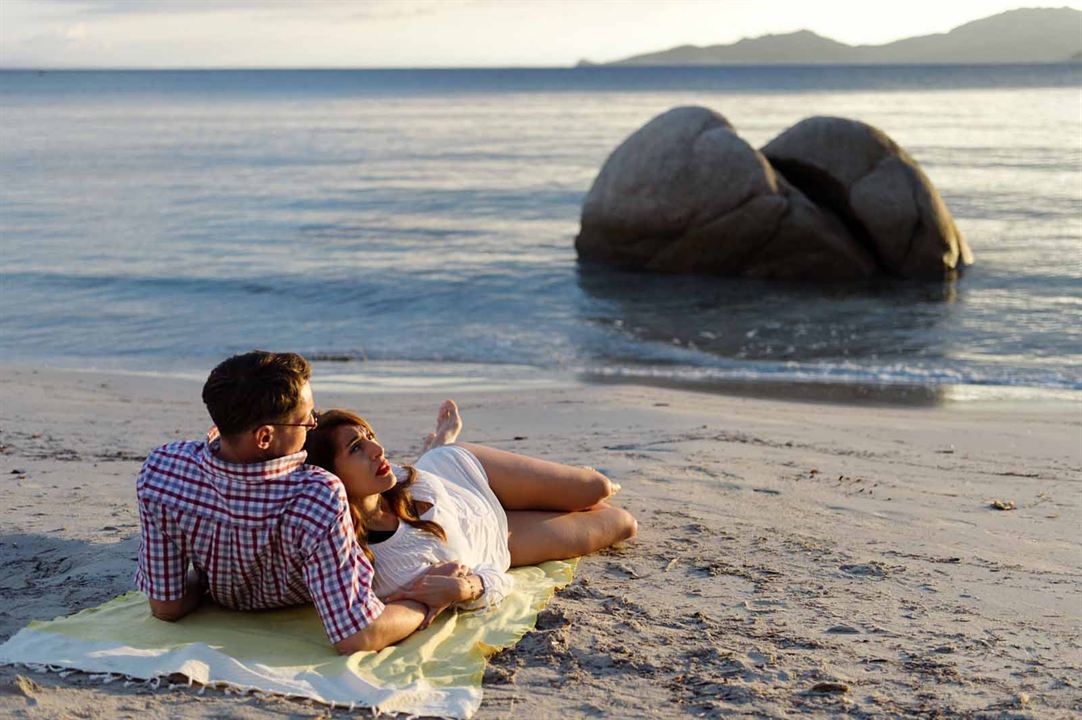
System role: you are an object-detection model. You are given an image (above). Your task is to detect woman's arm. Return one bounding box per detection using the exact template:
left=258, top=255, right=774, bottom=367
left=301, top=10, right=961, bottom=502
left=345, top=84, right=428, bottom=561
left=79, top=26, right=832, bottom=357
left=456, top=563, right=514, bottom=611
left=384, top=563, right=486, bottom=627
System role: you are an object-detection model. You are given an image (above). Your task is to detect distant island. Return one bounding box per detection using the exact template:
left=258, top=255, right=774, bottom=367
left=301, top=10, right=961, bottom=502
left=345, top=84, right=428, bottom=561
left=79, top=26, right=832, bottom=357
left=578, top=7, right=1082, bottom=66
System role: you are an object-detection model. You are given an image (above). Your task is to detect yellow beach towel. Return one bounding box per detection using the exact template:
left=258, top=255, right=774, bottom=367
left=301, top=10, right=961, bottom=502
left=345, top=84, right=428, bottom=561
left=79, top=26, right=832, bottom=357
left=0, top=560, right=575, bottom=718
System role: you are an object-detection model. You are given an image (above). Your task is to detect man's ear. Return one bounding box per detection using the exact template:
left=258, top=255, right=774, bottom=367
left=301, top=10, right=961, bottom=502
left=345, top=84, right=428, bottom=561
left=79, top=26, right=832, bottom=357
left=253, top=425, right=274, bottom=450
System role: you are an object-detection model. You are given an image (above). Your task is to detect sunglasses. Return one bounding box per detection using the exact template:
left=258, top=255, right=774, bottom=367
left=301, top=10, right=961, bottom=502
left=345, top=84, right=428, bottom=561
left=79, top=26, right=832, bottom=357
left=265, top=409, right=319, bottom=431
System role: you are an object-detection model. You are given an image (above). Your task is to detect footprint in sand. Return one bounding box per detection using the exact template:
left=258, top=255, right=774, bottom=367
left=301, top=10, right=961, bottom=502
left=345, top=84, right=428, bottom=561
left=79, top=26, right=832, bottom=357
left=840, top=561, right=897, bottom=578
left=825, top=624, right=862, bottom=634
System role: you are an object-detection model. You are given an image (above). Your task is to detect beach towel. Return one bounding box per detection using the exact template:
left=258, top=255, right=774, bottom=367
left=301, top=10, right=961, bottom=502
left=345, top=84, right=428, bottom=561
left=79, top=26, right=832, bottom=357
left=0, top=559, right=575, bottom=718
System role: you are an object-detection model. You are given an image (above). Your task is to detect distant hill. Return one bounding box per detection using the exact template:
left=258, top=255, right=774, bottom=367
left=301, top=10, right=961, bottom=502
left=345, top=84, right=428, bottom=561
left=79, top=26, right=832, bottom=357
left=584, top=7, right=1082, bottom=66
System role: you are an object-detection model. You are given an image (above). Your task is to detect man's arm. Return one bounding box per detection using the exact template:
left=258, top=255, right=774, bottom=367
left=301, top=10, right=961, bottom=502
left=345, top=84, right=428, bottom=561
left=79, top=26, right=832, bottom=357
left=148, top=567, right=205, bottom=622
left=135, top=488, right=196, bottom=619
left=332, top=600, right=427, bottom=654
left=304, top=493, right=428, bottom=654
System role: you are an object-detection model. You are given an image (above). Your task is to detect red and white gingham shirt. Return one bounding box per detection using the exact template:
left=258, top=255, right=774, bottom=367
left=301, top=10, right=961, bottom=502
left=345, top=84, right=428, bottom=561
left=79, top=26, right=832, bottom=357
left=134, top=430, right=384, bottom=644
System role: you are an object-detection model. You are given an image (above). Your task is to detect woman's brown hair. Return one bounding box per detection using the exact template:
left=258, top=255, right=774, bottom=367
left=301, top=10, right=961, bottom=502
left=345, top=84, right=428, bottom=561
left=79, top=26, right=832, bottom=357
left=304, top=409, right=445, bottom=561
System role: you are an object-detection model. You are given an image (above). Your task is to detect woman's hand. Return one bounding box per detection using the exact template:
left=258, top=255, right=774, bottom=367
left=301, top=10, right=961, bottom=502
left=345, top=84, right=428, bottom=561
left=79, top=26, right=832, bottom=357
left=423, top=561, right=470, bottom=578
left=385, top=575, right=468, bottom=628
left=384, top=564, right=482, bottom=628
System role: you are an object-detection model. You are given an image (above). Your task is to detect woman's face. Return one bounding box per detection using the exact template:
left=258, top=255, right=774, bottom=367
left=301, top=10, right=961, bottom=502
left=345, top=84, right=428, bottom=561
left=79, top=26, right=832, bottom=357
left=332, top=424, right=396, bottom=499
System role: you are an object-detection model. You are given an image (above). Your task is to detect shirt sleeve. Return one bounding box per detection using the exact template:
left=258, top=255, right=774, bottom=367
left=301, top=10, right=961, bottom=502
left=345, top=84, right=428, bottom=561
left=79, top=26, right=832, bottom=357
left=133, top=497, right=189, bottom=601
left=457, top=563, right=515, bottom=611
left=303, top=510, right=386, bottom=645
left=403, top=466, right=439, bottom=505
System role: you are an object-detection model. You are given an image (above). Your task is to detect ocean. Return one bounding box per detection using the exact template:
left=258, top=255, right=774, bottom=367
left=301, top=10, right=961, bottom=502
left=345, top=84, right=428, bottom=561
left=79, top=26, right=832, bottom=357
left=1, top=66, right=1080, bottom=401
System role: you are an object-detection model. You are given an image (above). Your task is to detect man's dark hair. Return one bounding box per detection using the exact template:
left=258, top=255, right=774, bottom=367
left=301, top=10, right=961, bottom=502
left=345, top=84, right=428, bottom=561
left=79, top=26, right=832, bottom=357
left=202, top=351, right=312, bottom=436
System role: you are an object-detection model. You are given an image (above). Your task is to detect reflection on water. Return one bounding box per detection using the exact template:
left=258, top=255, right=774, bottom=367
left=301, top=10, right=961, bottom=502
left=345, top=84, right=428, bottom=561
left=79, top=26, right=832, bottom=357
left=573, top=262, right=977, bottom=404
left=576, top=262, right=960, bottom=364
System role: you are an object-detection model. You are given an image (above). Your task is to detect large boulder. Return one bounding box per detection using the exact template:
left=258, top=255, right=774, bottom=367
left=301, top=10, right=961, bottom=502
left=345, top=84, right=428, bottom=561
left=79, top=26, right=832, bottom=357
left=762, top=116, right=972, bottom=278
left=575, top=106, right=877, bottom=281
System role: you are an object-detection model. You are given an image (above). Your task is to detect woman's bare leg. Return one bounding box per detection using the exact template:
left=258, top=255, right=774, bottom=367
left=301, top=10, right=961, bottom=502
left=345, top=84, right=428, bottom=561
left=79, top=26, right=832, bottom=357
left=422, top=402, right=616, bottom=511
left=506, top=504, right=637, bottom=567
left=418, top=402, right=635, bottom=560
left=457, top=442, right=615, bottom=511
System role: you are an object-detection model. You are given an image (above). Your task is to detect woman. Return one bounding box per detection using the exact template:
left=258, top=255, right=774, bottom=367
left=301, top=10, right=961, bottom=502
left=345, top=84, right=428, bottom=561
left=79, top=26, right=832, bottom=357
left=304, top=400, right=636, bottom=626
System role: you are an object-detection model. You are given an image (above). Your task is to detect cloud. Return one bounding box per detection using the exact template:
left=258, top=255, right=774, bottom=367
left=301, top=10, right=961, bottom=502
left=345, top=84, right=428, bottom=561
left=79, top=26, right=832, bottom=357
left=63, top=22, right=87, bottom=40
left=0, top=19, right=107, bottom=67
left=32, top=0, right=326, bottom=15
left=349, top=0, right=486, bottom=21
left=31, top=0, right=489, bottom=21
left=28, top=0, right=481, bottom=17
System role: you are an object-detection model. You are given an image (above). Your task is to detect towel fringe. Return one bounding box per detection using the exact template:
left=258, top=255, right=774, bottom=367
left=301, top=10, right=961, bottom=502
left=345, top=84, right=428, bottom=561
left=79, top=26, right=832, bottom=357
left=10, top=662, right=174, bottom=694
left=4, top=658, right=460, bottom=718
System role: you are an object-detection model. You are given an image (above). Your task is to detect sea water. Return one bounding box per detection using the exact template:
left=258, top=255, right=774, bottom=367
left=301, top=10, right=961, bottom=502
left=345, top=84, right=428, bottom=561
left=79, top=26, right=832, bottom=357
left=1, top=66, right=1079, bottom=399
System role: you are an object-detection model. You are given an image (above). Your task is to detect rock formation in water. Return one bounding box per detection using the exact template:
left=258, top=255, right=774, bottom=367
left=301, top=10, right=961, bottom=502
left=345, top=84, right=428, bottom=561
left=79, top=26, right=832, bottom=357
left=575, top=106, right=971, bottom=281
left=762, top=116, right=972, bottom=279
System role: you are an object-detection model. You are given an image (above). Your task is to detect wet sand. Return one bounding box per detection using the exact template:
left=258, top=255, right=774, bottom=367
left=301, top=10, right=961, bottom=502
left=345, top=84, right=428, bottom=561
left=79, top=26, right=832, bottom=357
left=1, top=365, right=1079, bottom=718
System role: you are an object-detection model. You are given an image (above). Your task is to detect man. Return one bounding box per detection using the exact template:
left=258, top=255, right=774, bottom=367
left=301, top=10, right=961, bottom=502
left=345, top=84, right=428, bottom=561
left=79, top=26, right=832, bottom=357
left=134, top=350, right=426, bottom=653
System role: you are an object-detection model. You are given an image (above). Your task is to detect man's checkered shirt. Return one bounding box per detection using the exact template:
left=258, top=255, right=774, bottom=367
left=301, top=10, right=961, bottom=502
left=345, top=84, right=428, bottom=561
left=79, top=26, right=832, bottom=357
left=134, top=431, right=384, bottom=644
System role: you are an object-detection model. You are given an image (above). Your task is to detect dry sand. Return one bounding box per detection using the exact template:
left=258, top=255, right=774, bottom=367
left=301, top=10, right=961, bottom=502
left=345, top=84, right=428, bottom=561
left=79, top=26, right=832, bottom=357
left=0, top=365, right=1079, bottom=718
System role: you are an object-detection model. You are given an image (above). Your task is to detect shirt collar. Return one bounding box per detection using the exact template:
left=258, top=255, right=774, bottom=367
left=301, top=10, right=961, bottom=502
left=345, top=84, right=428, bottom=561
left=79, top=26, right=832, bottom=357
left=200, top=427, right=309, bottom=482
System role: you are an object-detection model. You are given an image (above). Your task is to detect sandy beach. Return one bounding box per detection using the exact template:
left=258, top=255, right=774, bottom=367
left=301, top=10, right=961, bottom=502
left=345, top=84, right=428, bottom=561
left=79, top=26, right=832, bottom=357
left=0, top=364, right=1079, bottom=718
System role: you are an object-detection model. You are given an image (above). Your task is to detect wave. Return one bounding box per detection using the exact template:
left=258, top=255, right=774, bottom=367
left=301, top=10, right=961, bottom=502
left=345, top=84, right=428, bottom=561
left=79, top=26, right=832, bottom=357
left=579, top=359, right=1082, bottom=393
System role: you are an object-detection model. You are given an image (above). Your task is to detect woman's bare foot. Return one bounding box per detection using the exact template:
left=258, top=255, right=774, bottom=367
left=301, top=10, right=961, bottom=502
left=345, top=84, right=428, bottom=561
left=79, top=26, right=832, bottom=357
left=421, top=400, right=463, bottom=453
left=582, top=466, right=620, bottom=497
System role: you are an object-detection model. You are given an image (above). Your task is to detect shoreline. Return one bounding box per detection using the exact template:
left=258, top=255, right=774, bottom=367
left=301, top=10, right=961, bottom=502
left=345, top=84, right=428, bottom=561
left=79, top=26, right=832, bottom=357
left=0, top=363, right=1079, bottom=717
left=3, top=358, right=1078, bottom=410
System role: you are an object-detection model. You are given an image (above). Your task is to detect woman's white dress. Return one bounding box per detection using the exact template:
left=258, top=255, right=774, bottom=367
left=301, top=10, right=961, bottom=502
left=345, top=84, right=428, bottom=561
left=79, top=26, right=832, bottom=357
left=369, top=445, right=514, bottom=610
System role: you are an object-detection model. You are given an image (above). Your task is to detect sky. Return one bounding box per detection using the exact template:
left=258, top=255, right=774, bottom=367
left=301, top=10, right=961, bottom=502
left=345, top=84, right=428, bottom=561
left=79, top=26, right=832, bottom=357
left=2, top=0, right=1080, bottom=68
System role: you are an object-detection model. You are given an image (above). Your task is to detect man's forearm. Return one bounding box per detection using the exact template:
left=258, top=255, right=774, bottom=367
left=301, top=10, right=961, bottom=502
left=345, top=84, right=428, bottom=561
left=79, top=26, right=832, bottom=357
left=148, top=568, right=206, bottom=622
left=334, top=600, right=427, bottom=654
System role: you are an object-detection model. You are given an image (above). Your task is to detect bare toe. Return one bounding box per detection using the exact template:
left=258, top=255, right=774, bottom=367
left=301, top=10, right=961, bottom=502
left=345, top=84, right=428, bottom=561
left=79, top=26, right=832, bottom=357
left=438, top=399, right=458, bottom=422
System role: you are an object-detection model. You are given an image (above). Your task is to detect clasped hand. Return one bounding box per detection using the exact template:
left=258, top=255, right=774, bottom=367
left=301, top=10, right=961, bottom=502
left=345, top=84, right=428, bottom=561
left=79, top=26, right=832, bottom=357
left=385, top=561, right=476, bottom=629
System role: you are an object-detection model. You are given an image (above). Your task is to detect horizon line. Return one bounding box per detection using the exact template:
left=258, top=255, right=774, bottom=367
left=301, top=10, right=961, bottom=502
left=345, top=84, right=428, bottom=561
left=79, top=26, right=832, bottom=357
left=1, top=60, right=1077, bottom=72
